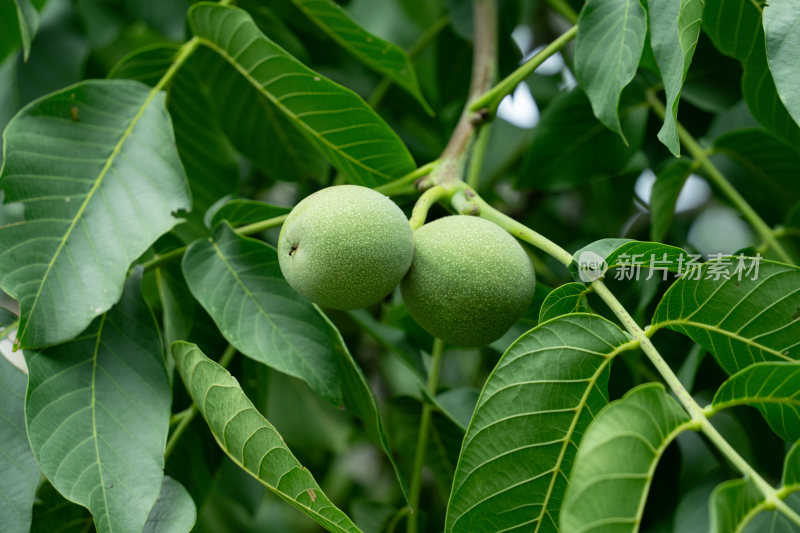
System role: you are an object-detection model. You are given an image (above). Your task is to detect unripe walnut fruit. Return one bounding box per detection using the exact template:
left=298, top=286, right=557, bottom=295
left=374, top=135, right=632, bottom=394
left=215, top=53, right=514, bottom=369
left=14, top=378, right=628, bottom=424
left=400, top=215, right=536, bottom=346
left=278, top=185, right=414, bottom=310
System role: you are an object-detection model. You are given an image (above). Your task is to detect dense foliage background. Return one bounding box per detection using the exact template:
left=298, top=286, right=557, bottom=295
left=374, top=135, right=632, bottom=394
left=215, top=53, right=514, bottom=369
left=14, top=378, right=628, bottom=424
left=1, top=0, right=799, bottom=532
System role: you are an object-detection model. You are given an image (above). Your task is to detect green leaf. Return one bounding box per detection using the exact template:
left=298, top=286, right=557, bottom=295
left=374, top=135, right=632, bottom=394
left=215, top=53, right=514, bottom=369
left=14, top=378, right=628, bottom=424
left=143, top=476, right=197, bottom=533
left=741, top=44, right=800, bottom=149
left=519, top=87, right=648, bottom=190
left=188, top=3, right=416, bottom=187
left=560, top=383, right=695, bottom=532
left=710, top=477, right=763, bottom=533
left=763, top=0, right=800, bottom=129
left=154, top=265, right=195, bottom=350
left=30, top=481, right=93, bottom=533
left=182, top=223, right=341, bottom=404
left=192, top=47, right=329, bottom=183
left=538, top=282, right=591, bottom=322
left=710, top=442, right=800, bottom=532
left=110, top=44, right=239, bottom=227
left=206, top=198, right=290, bottom=230
left=445, top=314, right=634, bottom=533
left=787, top=202, right=800, bottom=232
left=570, top=239, right=690, bottom=282
left=0, top=3, right=23, bottom=66
left=711, top=362, right=800, bottom=442
left=575, top=0, right=647, bottom=141
left=241, top=2, right=311, bottom=63
left=703, top=0, right=800, bottom=146
left=348, top=308, right=425, bottom=378
left=702, top=0, right=758, bottom=58
left=163, top=414, right=224, bottom=511
left=681, top=38, right=744, bottom=114
left=710, top=478, right=800, bottom=532
left=123, top=0, right=189, bottom=42
left=673, top=478, right=719, bottom=533
left=289, top=0, right=432, bottom=114
left=171, top=341, right=363, bottom=533
left=0, top=79, right=191, bottom=348
left=434, top=387, right=479, bottom=432
left=785, top=440, right=800, bottom=487
left=650, top=159, right=694, bottom=242
left=15, top=0, right=40, bottom=61
left=25, top=272, right=171, bottom=533
left=712, top=128, right=800, bottom=223
left=603, top=241, right=690, bottom=272
left=570, top=237, right=631, bottom=282
left=651, top=259, right=800, bottom=374
left=0, top=0, right=44, bottom=65
left=181, top=223, right=408, bottom=500
left=649, top=0, right=703, bottom=155
left=0, top=353, right=39, bottom=533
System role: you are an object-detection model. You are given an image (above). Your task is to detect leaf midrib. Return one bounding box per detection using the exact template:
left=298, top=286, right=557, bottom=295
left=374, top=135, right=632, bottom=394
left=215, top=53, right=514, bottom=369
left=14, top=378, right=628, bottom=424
left=649, top=319, right=795, bottom=362
left=294, top=0, right=417, bottom=89
left=714, top=395, right=800, bottom=413
left=17, top=86, right=161, bottom=347
left=90, top=313, right=111, bottom=532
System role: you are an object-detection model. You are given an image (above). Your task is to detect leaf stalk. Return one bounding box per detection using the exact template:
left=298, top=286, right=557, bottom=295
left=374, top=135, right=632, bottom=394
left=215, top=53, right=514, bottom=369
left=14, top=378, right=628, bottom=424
left=406, top=337, right=446, bottom=533
left=468, top=25, right=577, bottom=115
left=409, top=185, right=450, bottom=230
left=376, top=160, right=440, bottom=196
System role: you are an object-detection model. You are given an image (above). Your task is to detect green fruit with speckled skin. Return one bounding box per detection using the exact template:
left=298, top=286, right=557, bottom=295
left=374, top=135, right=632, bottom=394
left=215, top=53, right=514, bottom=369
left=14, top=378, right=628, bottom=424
left=278, top=185, right=414, bottom=310
left=400, top=215, right=535, bottom=346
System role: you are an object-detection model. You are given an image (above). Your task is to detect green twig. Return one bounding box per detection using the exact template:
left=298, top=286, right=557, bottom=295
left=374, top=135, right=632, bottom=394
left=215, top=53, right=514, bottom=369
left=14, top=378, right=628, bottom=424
left=409, top=186, right=450, bottom=230
left=165, top=344, right=237, bottom=459
left=406, top=337, right=445, bottom=533
left=466, top=117, right=492, bottom=189
left=646, top=90, right=793, bottom=264
left=453, top=184, right=574, bottom=265
left=235, top=214, right=288, bottom=236
left=169, top=406, right=193, bottom=426
left=468, top=25, right=577, bottom=114
left=386, top=506, right=411, bottom=533
left=137, top=215, right=286, bottom=273
left=376, top=160, right=440, bottom=196
left=430, top=0, right=497, bottom=185
left=0, top=319, right=19, bottom=340
left=139, top=246, right=188, bottom=272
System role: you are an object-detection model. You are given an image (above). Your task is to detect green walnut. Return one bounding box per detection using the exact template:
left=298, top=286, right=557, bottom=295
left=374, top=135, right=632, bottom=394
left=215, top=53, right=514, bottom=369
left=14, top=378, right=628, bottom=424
left=278, top=185, right=414, bottom=310
left=401, top=215, right=535, bottom=346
